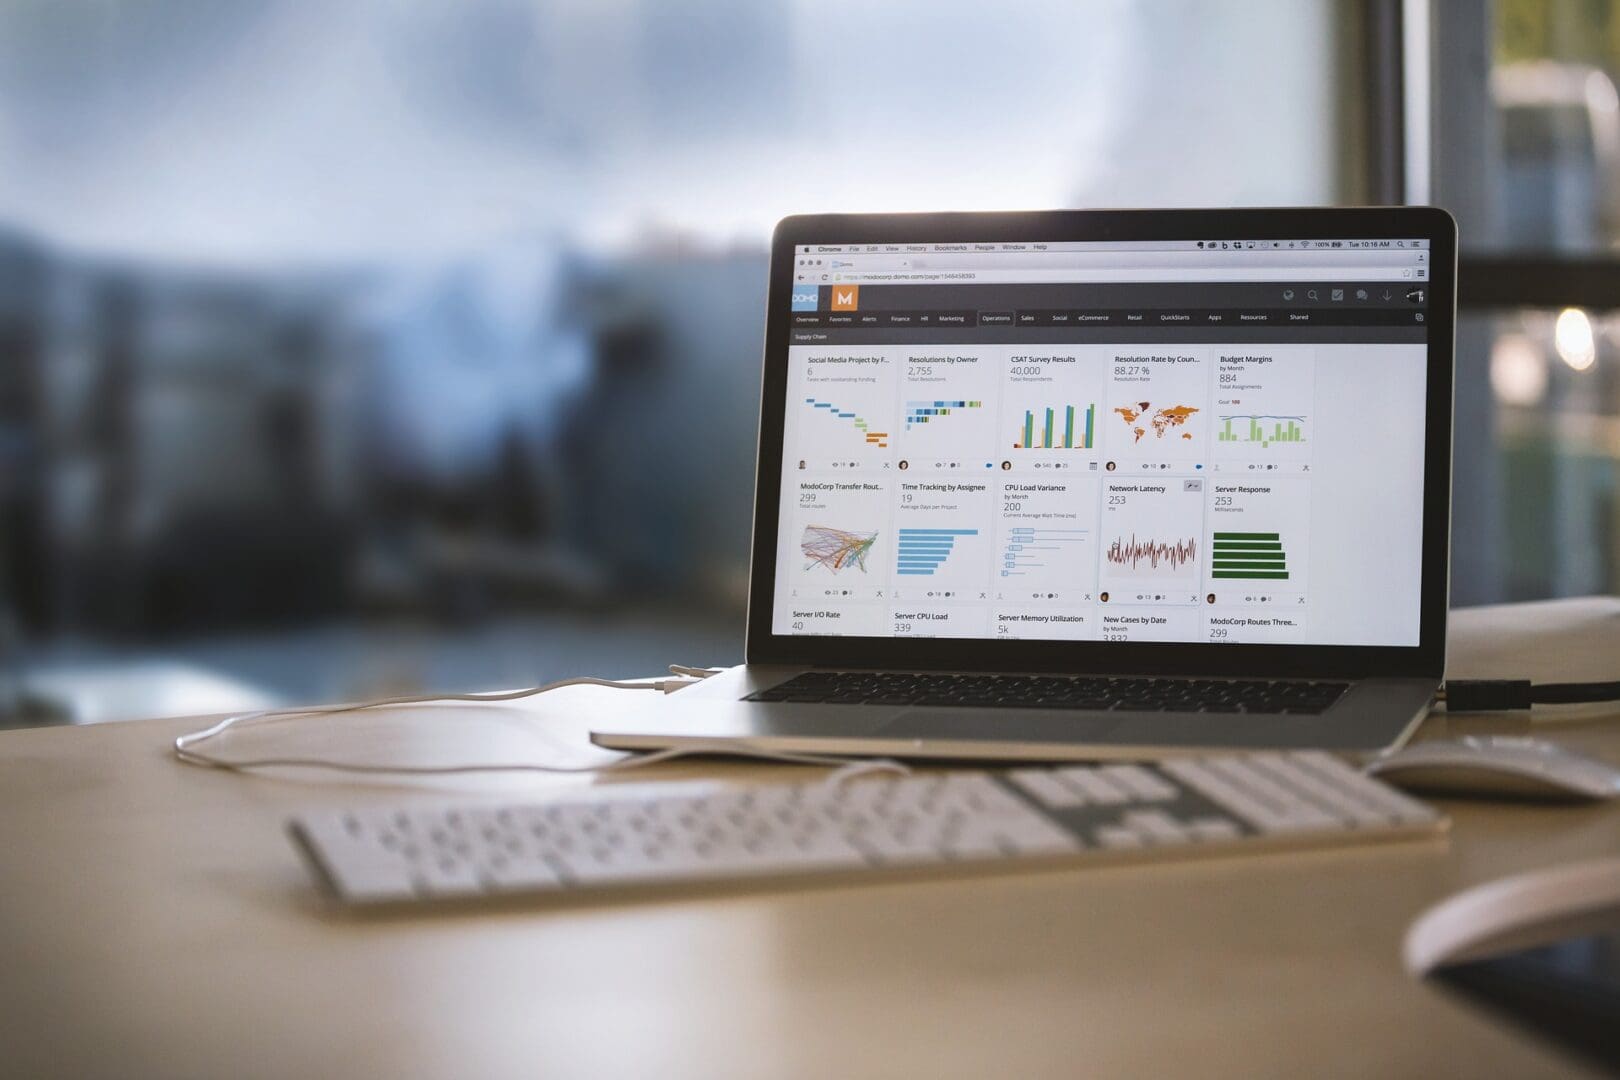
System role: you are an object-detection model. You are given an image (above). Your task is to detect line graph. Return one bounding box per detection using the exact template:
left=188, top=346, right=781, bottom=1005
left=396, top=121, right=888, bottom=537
left=800, top=526, right=877, bottom=573
left=1105, top=534, right=1198, bottom=574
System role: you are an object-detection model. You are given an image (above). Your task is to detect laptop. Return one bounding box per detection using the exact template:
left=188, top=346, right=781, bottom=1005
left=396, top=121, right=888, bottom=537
left=593, top=207, right=1456, bottom=761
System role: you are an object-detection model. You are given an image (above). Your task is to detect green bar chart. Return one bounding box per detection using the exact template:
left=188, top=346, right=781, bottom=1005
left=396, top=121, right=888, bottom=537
left=1211, top=532, right=1289, bottom=579
left=1216, top=415, right=1305, bottom=448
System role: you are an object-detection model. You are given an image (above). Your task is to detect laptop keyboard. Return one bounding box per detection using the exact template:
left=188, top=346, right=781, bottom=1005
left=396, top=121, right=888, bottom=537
left=745, top=672, right=1350, bottom=715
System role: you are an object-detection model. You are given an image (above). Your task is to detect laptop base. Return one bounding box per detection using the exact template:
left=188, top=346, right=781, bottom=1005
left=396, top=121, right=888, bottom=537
left=590, top=665, right=1436, bottom=762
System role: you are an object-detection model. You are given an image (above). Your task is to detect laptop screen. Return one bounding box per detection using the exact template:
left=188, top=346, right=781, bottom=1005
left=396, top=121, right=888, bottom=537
left=770, top=237, right=1432, bottom=647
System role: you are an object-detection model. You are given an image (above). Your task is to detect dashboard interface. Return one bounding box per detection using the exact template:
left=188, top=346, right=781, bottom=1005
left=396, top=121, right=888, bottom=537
left=771, top=237, right=1433, bottom=647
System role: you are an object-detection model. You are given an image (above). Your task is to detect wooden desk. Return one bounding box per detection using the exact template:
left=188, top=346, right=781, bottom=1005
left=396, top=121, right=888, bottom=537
left=3, top=598, right=1618, bottom=1079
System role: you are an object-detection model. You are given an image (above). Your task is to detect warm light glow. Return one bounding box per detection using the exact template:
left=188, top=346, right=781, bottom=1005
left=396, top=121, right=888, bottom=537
left=1554, top=307, right=1596, bottom=371
left=1490, top=333, right=1547, bottom=406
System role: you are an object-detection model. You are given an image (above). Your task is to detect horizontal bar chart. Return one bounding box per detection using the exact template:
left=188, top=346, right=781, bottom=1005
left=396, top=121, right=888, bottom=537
left=905, top=400, right=983, bottom=430
left=1211, top=531, right=1290, bottom=580
left=897, top=528, right=978, bottom=576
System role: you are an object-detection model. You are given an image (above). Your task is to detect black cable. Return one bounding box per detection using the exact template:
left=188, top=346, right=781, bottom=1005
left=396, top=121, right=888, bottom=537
left=1531, top=680, right=1620, bottom=706
left=1443, top=678, right=1620, bottom=713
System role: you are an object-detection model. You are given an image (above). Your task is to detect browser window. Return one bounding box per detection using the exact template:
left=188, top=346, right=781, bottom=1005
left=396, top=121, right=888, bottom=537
left=772, top=239, right=1432, bottom=647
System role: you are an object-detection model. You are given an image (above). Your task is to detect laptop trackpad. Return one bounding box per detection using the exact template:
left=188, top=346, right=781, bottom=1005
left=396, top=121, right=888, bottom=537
left=877, top=708, right=1126, bottom=745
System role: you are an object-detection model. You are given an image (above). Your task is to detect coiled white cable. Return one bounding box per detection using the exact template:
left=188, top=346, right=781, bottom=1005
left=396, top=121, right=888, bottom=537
left=172, top=668, right=907, bottom=782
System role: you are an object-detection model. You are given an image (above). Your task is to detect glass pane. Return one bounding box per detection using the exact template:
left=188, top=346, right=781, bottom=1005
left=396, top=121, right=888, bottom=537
left=1477, top=306, right=1620, bottom=599
left=1437, top=4, right=1620, bottom=605
left=0, top=2, right=1355, bottom=723
left=1466, top=0, right=1620, bottom=251
left=0, top=1, right=1348, bottom=259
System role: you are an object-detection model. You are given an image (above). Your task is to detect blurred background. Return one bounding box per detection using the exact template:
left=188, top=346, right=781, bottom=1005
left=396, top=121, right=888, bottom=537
left=0, top=0, right=1614, bottom=725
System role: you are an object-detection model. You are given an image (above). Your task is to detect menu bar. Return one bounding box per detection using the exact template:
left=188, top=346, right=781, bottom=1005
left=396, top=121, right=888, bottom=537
left=797, top=239, right=1431, bottom=255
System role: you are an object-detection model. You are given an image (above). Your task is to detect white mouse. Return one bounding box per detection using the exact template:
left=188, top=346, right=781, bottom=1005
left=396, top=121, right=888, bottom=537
left=1405, top=855, right=1620, bottom=975
left=1364, top=736, right=1620, bottom=801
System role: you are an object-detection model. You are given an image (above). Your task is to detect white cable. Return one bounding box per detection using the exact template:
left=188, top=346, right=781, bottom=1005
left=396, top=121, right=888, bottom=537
left=174, top=676, right=671, bottom=768
left=171, top=672, right=909, bottom=780
left=668, top=663, right=727, bottom=679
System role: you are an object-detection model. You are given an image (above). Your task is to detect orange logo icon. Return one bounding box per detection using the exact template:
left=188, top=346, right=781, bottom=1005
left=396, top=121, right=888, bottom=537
left=831, top=285, right=859, bottom=311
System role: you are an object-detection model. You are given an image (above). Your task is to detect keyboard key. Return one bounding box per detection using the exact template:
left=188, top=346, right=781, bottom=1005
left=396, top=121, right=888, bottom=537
left=1056, top=767, right=1130, bottom=805
left=1187, top=817, right=1243, bottom=842
left=296, top=819, right=419, bottom=902
left=1007, top=769, right=1085, bottom=809
left=1094, top=825, right=1144, bottom=849
left=1202, top=757, right=1343, bottom=832
left=1288, top=750, right=1438, bottom=825
left=483, top=856, right=566, bottom=893
left=1160, top=758, right=1293, bottom=832
left=1101, top=764, right=1179, bottom=802
left=410, top=855, right=483, bottom=898
left=1121, top=809, right=1188, bottom=844
left=1245, top=754, right=1391, bottom=828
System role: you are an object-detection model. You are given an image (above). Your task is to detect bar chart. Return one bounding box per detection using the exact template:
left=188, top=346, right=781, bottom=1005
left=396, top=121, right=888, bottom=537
left=1012, top=404, right=1095, bottom=449
left=1216, top=415, right=1306, bottom=448
left=1211, top=532, right=1290, bottom=579
left=905, top=400, right=983, bottom=430
left=1211, top=349, right=1315, bottom=464
left=897, top=528, right=979, bottom=576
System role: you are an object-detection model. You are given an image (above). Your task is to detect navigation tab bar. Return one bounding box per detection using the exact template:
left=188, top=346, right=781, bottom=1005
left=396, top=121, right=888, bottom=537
left=830, top=310, right=984, bottom=328
left=982, top=308, right=1428, bottom=328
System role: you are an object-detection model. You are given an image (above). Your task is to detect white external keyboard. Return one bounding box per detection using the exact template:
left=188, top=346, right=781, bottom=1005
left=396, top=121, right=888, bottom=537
left=289, top=751, right=1445, bottom=908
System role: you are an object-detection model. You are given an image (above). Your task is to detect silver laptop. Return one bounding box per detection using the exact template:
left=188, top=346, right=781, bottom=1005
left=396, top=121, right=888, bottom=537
left=593, top=207, right=1456, bottom=761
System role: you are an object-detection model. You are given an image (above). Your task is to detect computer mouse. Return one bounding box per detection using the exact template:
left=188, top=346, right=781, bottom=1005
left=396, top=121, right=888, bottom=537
left=1364, top=737, right=1620, bottom=801
left=1405, top=855, right=1620, bottom=975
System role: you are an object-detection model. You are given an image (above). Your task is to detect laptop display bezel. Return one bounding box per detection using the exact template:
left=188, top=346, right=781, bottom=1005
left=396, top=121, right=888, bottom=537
left=745, top=207, right=1455, bottom=679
